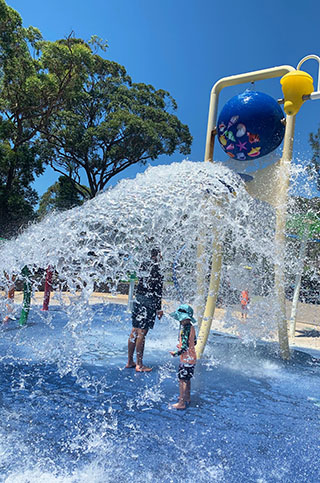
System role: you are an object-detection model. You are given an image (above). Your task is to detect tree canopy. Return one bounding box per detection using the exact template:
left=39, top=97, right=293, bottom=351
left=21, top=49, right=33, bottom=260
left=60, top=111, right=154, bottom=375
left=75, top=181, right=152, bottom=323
left=37, top=54, right=192, bottom=199
left=309, top=126, right=320, bottom=190
left=0, top=0, right=192, bottom=233
left=0, top=0, right=94, bottom=234
left=0, top=0, right=42, bottom=234
left=38, top=175, right=84, bottom=217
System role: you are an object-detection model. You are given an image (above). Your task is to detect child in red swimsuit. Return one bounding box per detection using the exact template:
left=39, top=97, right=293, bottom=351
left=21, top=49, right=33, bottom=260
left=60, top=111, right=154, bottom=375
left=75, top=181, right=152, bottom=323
left=240, top=289, right=250, bottom=320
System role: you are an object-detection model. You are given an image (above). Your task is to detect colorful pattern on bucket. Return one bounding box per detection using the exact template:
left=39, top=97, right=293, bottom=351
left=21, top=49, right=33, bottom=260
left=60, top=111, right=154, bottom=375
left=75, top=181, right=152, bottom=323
left=217, top=90, right=285, bottom=161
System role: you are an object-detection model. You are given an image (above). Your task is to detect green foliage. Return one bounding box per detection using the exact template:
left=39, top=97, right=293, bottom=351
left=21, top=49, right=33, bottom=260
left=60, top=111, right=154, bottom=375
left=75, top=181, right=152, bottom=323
left=288, top=196, right=320, bottom=219
left=0, top=138, right=41, bottom=235
left=0, top=0, right=46, bottom=233
left=0, top=0, right=93, bottom=234
left=309, top=126, right=320, bottom=190
left=287, top=196, right=320, bottom=283
left=0, top=0, right=192, bottom=235
left=38, top=176, right=84, bottom=217
left=37, top=54, right=192, bottom=198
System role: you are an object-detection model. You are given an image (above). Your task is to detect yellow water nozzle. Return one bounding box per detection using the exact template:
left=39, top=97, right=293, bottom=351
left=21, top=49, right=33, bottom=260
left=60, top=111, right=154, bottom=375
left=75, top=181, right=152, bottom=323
left=280, top=70, right=314, bottom=116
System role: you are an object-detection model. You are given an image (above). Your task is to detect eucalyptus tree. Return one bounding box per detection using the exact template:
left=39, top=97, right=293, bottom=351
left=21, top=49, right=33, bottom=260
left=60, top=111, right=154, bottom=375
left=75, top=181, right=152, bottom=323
left=0, top=0, right=192, bottom=235
left=37, top=54, right=192, bottom=199
left=38, top=176, right=85, bottom=217
left=0, top=0, right=92, bottom=234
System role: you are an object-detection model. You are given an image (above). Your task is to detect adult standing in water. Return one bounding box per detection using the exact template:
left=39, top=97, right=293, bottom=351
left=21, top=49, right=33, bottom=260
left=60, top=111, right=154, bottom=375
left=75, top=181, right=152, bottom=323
left=126, top=248, right=163, bottom=372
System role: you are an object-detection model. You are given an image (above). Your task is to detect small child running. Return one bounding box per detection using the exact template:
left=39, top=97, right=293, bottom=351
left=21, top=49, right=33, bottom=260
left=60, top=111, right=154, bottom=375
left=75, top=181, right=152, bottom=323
left=169, top=304, right=197, bottom=410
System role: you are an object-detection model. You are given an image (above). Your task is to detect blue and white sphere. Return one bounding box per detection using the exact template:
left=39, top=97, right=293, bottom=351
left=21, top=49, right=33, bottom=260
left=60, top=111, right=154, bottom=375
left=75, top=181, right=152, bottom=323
left=217, top=90, right=285, bottom=161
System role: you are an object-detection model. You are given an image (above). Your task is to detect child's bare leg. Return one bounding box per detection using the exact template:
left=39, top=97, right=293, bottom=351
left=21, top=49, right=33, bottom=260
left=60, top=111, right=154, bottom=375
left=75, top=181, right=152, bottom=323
left=135, top=328, right=152, bottom=371
left=125, top=328, right=137, bottom=368
left=185, top=380, right=191, bottom=403
left=172, top=381, right=187, bottom=409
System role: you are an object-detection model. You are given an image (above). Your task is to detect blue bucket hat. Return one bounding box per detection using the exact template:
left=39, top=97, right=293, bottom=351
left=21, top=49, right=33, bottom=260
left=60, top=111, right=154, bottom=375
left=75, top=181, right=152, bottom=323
left=169, top=304, right=197, bottom=324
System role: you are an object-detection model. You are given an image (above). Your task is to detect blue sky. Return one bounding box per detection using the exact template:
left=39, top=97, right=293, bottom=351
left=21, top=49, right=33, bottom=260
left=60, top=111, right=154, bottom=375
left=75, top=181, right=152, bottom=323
left=7, top=0, right=320, bottom=198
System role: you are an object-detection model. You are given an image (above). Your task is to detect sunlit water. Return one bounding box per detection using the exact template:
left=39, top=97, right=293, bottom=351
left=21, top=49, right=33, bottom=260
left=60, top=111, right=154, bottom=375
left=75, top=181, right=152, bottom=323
left=1, top=304, right=320, bottom=482
left=0, top=160, right=319, bottom=482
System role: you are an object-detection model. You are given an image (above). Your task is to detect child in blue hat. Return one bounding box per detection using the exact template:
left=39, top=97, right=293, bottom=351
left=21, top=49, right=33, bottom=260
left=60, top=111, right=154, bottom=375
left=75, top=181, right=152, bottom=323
left=169, top=304, right=197, bottom=410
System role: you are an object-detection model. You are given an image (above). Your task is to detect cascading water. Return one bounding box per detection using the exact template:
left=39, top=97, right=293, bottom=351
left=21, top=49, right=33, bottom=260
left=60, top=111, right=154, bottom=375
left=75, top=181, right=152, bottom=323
left=1, top=160, right=320, bottom=482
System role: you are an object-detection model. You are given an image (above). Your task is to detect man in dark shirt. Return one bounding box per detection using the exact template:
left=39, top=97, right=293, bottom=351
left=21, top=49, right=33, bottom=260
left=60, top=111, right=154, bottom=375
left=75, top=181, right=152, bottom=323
left=126, top=248, right=163, bottom=372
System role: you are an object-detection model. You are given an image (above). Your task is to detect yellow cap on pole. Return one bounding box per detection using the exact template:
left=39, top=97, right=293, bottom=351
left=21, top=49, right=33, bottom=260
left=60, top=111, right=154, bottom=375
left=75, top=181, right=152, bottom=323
left=280, top=70, right=314, bottom=116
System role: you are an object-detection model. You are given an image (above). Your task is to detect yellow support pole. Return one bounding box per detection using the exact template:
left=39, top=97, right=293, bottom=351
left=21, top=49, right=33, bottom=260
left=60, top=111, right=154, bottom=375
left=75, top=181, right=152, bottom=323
left=274, top=114, right=296, bottom=360
left=196, top=225, right=223, bottom=358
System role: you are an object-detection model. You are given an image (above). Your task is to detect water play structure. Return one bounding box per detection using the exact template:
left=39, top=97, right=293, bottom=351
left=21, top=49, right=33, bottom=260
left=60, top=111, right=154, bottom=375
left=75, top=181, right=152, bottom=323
left=196, top=54, right=320, bottom=360
left=42, top=266, right=53, bottom=311
left=1, top=55, right=319, bottom=357
left=0, top=55, right=320, bottom=481
left=18, top=266, right=31, bottom=326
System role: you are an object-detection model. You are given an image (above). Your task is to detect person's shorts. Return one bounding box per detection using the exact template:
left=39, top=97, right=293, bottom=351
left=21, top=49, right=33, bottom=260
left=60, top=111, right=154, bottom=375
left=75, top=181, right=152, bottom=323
left=132, top=295, right=157, bottom=331
left=241, top=303, right=247, bottom=311
left=178, top=363, right=195, bottom=381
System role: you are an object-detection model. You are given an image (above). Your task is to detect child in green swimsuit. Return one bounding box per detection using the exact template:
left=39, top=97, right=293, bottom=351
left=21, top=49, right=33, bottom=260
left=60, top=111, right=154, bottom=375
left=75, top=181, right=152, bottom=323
left=169, top=304, right=197, bottom=410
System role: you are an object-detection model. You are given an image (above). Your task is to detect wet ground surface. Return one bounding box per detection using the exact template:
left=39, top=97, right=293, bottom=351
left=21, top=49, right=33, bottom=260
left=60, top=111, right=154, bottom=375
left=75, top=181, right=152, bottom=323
left=1, top=304, right=320, bottom=482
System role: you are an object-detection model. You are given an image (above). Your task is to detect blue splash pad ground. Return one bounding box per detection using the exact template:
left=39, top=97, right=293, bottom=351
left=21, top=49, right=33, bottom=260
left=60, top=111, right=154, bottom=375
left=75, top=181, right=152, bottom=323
left=1, top=304, right=320, bottom=482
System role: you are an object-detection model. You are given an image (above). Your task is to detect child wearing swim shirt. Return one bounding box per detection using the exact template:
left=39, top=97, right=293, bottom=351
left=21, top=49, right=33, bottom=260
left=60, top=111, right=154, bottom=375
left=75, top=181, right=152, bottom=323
left=169, top=304, right=197, bottom=410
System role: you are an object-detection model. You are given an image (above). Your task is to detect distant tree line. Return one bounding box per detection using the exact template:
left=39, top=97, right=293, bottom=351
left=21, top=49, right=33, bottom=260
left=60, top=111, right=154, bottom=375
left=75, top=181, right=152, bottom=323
left=309, top=127, right=320, bottom=191
left=287, top=196, right=320, bottom=296
left=0, top=0, right=192, bottom=236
